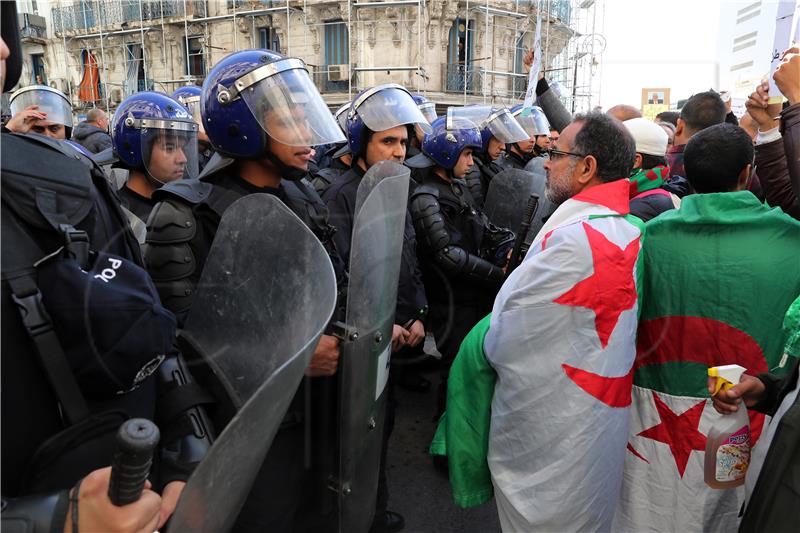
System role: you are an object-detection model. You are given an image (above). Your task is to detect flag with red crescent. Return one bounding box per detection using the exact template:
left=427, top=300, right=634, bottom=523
left=614, top=192, right=800, bottom=532
left=485, top=179, right=644, bottom=531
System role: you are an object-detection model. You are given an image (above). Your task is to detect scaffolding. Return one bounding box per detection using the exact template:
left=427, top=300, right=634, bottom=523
left=42, top=0, right=585, bottom=113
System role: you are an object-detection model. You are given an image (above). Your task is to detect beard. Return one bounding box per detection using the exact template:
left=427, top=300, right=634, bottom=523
left=544, top=179, right=573, bottom=205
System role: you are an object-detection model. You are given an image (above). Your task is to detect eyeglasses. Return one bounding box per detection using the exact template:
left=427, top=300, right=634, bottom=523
left=545, top=148, right=587, bottom=161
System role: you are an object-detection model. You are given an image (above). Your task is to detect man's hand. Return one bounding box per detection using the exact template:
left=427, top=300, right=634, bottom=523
left=157, top=480, right=185, bottom=529
left=707, top=373, right=766, bottom=415
left=392, top=324, right=409, bottom=352
left=774, top=45, right=800, bottom=105
left=745, top=80, right=781, bottom=131
left=6, top=104, right=47, bottom=134
left=306, top=334, right=340, bottom=377
left=64, top=467, right=161, bottom=533
left=404, top=320, right=425, bottom=348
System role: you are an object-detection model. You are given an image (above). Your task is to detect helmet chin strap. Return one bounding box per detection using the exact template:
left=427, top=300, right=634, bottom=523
left=264, top=150, right=307, bottom=181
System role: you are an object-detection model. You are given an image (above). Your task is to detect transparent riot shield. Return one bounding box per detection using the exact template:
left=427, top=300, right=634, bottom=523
left=523, top=157, right=557, bottom=242
left=483, top=168, right=538, bottom=231
left=168, top=194, right=338, bottom=533
left=338, top=161, right=410, bottom=533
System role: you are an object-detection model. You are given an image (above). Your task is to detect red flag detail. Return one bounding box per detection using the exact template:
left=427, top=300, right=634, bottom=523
left=562, top=363, right=634, bottom=407
left=637, top=392, right=707, bottom=477
left=555, top=222, right=640, bottom=348
left=572, top=179, right=631, bottom=215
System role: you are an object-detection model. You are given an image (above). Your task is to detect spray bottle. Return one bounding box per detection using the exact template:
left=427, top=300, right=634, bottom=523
left=704, top=364, right=751, bottom=489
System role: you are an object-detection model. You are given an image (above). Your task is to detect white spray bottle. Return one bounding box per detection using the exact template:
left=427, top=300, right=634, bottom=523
left=704, top=364, right=751, bottom=489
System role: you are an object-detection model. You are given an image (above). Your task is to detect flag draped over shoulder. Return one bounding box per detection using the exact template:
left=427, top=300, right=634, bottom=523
left=429, top=314, right=495, bottom=508
left=615, top=192, right=800, bottom=532
left=485, top=179, right=644, bottom=532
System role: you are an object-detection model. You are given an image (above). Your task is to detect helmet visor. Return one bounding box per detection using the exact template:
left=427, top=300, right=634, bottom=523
left=486, top=108, right=529, bottom=144
left=515, top=106, right=551, bottom=137
left=353, top=86, right=433, bottom=135
left=335, top=102, right=350, bottom=133
left=141, top=121, right=199, bottom=181
left=447, top=105, right=493, bottom=130
left=418, top=102, right=437, bottom=124
left=241, top=66, right=346, bottom=147
left=10, top=86, right=73, bottom=127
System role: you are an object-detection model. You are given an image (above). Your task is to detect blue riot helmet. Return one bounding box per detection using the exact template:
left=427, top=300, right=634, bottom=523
left=444, top=105, right=528, bottom=154
left=510, top=104, right=551, bottom=137
left=412, top=93, right=437, bottom=124
left=112, top=91, right=199, bottom=182
left=201, top=49, right=345, bottom=167
left=346, top=83, right=432, bottom=160
left=410, top=114, right=481, bottom=170
left=171, top=85, right=203, bottom=128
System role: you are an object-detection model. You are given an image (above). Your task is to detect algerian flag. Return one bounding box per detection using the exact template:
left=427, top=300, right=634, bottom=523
left=615, top=192, right=800, bottom=532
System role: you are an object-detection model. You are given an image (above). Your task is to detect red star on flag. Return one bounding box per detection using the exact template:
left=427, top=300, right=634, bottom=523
left=637, top=392, right=707, bottom=477
left=554, top=222, right=640, bottom=348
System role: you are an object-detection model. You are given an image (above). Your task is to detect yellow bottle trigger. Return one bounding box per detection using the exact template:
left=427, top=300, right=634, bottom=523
left=708, top=365, right=746, bottom=397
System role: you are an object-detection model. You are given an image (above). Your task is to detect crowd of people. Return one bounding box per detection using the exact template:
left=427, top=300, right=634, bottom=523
left=1, top=1, right=799, bottom=531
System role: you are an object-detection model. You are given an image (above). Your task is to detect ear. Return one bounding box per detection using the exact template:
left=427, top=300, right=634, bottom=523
left=634, top=153, right=643, bottom=169
left=675, top=118, right=685, bottom=138
left=577, top=155, right=598, bottom=186
left=735, top=163, right=752, bottom=191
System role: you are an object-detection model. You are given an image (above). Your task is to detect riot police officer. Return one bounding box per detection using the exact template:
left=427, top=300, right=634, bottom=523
left=113, top=91, right=200, bottom=223
left=495, top=104, right=551, bottom=170
left=171, top=85, right=216, bottom=173
left=1, top=7, right=211, bottom=530
left=6, top=84, right=73, bottom=139
left=143, top=49, right=347, bottom=532
left=459, top=106, right=529, bottom=206
left=406, top=114, right=514, bottom=416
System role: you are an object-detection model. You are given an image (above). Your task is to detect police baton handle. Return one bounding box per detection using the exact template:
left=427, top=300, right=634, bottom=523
left=506, top=194, right=539, bottom=279
left=108, top=418, right=160, bottom=506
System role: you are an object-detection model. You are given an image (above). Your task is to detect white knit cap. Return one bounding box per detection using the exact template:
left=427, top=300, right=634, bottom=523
left=623, top=117, right=668, bottom=156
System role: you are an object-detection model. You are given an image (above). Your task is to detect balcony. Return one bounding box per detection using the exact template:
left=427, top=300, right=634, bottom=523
left=19, top=13, right=48, bottom=42
left=51, top=0, right=208, bottom=35
left=442, top=63, right=483, bottom=96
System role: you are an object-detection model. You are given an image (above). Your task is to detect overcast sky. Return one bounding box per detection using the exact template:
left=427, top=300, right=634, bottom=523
left=596, top=0, right=725, bottom=110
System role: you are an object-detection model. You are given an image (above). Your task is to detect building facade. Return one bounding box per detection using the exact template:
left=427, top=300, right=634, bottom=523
left=11, top=0, right=584, bottom=115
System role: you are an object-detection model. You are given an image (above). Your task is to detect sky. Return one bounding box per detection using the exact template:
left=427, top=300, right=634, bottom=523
left=596, top=0, right=726, bottom=110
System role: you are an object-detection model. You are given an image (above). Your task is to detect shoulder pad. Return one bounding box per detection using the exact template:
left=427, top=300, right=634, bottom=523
left=147, top=197, right=197, bottom=244
left=285, top=179, right=325, bottom=206
left=152, top=179, right=213, bottom=205
left=410, top=183, right=439, bottom=199
left=198, top=153, right=236, bottom=179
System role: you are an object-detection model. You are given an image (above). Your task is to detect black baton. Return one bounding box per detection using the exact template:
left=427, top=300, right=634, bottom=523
left=108, top=418, right=160, bottom=506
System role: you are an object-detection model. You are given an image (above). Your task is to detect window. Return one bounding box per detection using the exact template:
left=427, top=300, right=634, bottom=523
left=324, top=21, right=349, bottom=91
left=259, top=27, right=280, bottom=53
left=185, top=37, right=206, bottom=78
left=31, top=54, right=46, bottom=85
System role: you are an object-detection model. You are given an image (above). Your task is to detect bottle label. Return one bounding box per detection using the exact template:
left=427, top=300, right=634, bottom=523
left=715, top=425, right=750, bottom=482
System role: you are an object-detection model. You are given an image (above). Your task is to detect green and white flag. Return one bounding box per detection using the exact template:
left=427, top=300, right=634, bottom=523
left=615, top=192, right=800, bottom=532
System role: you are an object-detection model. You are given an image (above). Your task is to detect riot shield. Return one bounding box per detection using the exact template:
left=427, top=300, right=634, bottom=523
left=523, top=157, right=557, bottom=242
left=168, top=194, right=338, bottom=533
left=338, top=161, right=410, bottom=533
left=483, top=168, right=538, bottom=230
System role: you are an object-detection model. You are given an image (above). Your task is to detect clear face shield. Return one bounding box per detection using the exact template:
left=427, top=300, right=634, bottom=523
left=177, top=95, right=205, bottom=134
left=236, top=59, right=346, bottom=147
left=418, top=102, right=437, bottom=124
left=352, top=85, right=433, bottom=135
left=485, top=108, right=529, bottom=144
left=139, top=119, right=199, bottom=182
left=334, top=102, right=350, bottom=134
left=10, top=85, right=73, bottom=128
left=514, top=106, right=551, bottom=137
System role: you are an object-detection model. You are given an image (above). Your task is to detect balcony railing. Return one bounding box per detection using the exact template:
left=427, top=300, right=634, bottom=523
left=19, top=13, right=48, bottom=40
left=442, top=63, right=483, bottom=95
left=52, top=0, right=208, bottom=35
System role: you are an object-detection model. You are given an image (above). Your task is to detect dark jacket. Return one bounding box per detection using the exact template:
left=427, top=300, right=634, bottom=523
left=322, top=165, right=427, bottom=326
left=781, top=102, right=800, bottom=215
left=629, top=188, right=675, bottom=222
left=754, top=137, right=800, bottom=220
left=71, top=121, right=112, bottom=154
left=534, top=78, right=571, bottom=133
left=738, top=359, right=800, bottom=533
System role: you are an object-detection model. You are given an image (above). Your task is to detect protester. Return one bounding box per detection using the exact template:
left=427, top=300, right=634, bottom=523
left=616, top=123, right=800, bottom=532
left=71, top=108, right=111, bottom=153
left=667, top=90, right=726, bottom=183
left=623, top=117, right=677, bottom=221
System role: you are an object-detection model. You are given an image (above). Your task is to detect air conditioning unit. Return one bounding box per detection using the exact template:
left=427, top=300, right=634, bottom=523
left=327, top=64, right=349, bottom=82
